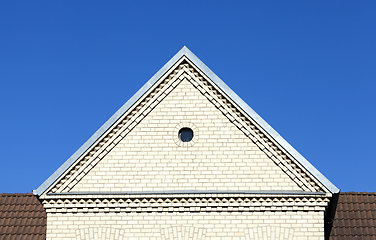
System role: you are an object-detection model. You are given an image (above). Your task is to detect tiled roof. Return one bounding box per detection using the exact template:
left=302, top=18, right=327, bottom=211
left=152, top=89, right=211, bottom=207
left=0, top=193, right=46, bottom=240
left=331, top=192, right=376, bottom=240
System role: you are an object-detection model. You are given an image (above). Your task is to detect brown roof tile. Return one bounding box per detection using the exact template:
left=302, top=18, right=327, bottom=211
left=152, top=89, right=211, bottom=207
left=330, top=192, right=376, bottom=240
left=0, top=193, right=46, bottom=240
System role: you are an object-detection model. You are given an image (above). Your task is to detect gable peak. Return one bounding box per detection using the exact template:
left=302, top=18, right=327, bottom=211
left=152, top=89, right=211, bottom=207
left=33, top=47, right=339, bottom=196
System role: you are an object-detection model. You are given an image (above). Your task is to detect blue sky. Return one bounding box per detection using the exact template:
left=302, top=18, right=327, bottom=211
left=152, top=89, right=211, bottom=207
left=0, top=1, right=375, bottom=193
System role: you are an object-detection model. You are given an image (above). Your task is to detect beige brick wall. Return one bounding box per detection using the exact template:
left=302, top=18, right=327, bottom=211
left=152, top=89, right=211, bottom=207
left=71, top=79, right=301, bottom=192
left=43, top=65, right=329, bottom=240
left=46, top=211, right=324, bottom=240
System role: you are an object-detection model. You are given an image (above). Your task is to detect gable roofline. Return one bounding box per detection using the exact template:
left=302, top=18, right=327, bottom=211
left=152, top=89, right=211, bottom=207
left=33, top=46, right=339, bottom=196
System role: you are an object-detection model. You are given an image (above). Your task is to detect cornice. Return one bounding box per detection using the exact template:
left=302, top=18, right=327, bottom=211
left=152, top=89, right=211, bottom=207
left=42, top=195, right=330, bottom=213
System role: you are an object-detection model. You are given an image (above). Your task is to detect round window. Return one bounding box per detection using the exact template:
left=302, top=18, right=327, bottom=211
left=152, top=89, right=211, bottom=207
left=178, top=128, right=194, bottom=142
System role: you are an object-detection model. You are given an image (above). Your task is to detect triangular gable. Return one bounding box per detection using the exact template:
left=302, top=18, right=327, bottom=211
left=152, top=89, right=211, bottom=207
left=33, top=46, right=339, bottom=196
left=70, top=79, right=303, bottom=193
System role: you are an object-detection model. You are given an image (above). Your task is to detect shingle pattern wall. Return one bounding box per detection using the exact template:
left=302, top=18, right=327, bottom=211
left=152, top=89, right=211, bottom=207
left=331, top=192, right=376, bottom=240
left=0, top=193, right=46, bottom=240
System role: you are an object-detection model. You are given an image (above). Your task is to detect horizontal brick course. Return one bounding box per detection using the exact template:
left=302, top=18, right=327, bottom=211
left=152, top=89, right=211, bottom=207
left=46, top=211, right=324, bottom=240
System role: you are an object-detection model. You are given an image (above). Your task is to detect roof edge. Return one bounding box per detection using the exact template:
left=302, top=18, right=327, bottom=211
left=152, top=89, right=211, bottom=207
left=182, top=48, right=339, bottom=194
left=46, top=190, right=326, bottom=196
left=33, top=47, right=190, bottom=196
left=34, top=46, right=339, bottom=196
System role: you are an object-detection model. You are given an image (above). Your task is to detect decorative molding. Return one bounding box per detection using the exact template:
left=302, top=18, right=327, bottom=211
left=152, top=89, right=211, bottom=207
left=42, top=196, right=330, bottom=213
left=45, top=59, right=326, bottom=196
left=48, top=58, right=188, bottom=194
left=45, top=190, right=327, bottom=196
left=182, top=59, right=325, bottom=193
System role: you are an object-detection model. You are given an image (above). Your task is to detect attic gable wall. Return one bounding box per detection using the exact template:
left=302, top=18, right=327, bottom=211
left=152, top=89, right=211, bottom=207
left=42, top=58, right=327, bottom=196
left=71, top=79, right=302, bottom=192
left=35, top=49, right=337, bottom=240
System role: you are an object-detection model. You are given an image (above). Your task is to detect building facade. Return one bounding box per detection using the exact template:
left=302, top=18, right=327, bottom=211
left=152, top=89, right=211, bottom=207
left=33, top=47, right=339, bottom=240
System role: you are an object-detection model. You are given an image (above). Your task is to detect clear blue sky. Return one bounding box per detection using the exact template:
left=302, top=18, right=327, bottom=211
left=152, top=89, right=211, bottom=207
left=0, top=1, right=375, bottom=193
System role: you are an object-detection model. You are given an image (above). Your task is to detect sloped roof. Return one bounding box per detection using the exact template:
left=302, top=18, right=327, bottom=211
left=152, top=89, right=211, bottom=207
left=33, top=46, right=339, bottom=196
left=330, top=192, right=376, bottom=240
left=0, top=193, right=46, bottom=240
